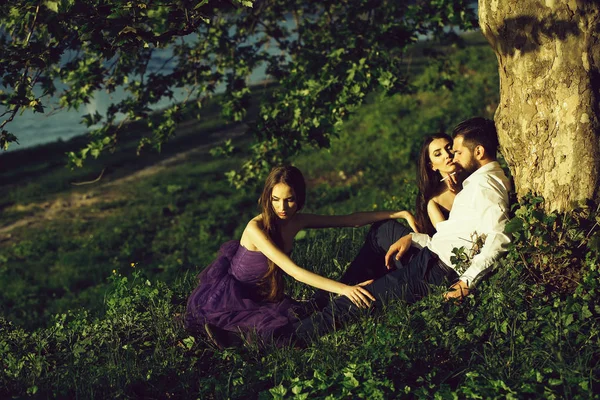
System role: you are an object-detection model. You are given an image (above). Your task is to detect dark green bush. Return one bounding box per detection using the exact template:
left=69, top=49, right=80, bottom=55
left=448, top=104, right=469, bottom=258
left=505, top=195, right=600, bottom=294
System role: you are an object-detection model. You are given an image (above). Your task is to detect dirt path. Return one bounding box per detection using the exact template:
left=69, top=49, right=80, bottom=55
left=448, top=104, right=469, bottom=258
left=0, top=124, right=247, bottom=242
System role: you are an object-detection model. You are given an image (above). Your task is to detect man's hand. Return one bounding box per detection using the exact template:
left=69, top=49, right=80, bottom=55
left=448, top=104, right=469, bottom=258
left=444, top=280, right=470, bottom=301
left=384, top=234, right=412, bottom=269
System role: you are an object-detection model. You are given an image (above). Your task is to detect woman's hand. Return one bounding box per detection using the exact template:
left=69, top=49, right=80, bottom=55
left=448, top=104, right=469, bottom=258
left=390, top=211, right=419, bottom=233
left=442, top=170, right=461, bottom=193
left=403, top=212, right=419, bottom=233
left=340, top=280, right=375, bottom=308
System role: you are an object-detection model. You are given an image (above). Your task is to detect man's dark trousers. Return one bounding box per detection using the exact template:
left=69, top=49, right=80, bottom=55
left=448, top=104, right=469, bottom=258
left=291, top=220, right=459, bottom=342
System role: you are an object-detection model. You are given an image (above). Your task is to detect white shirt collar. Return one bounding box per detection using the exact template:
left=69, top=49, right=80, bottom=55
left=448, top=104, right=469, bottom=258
left=463, top=161, right=500, bottom=187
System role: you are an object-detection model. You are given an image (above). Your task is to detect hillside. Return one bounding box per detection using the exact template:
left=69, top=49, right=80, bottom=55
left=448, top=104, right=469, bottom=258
left=1, top=33, right=599, bottom=399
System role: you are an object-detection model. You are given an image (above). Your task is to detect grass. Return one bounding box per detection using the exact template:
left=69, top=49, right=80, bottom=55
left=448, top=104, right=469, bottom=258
left=1, top=222, right=599, bottom=398
left=0, top=151, right=258, bottom=329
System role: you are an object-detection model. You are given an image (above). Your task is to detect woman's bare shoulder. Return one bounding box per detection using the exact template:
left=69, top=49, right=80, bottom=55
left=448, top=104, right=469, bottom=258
left=432, top=190, right=455, bottom=203
left=429, top=192, right=443, bottom=204
left=240, top=216, right=264, bottom=250
left=427, top=198, right=440, bottom=210
left=248, top=215, right=263, bottom=226
left=242, top=215, right=263, bottom=237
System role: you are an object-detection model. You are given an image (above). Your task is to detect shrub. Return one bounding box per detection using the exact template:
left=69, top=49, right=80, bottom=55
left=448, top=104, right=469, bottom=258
left=505, top=195, right=600, bottom=294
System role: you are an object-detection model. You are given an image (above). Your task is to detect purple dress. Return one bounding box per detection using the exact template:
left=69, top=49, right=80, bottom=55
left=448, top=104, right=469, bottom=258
left=185, top=240, right=301, bottom=340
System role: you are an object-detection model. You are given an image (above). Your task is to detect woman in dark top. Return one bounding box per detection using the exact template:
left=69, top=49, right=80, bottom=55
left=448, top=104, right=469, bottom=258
left=413, top=133, right=462, bottom=235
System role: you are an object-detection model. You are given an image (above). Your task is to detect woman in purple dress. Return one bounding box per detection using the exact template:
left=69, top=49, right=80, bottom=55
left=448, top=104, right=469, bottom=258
left=185, top=165, right=414, bottom=347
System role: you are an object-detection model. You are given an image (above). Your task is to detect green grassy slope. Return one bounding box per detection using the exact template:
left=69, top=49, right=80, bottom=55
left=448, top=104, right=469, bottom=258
left=1, top=34, right=599, bottom=398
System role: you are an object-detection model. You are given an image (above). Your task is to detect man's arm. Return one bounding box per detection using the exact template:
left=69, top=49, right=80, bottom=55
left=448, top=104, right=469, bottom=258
left=410, top=232, right=430, bottom=249
left=458, top=185, right=510, bottom=286
left=444, top=176, right=510, bottom=300
left=384, top=229, right=434, bottom=269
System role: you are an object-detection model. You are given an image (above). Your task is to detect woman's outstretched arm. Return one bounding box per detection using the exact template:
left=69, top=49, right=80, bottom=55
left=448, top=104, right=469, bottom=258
left=243, top=220, right=375, bottom=308
left=297, top=210, right=419, bottom=232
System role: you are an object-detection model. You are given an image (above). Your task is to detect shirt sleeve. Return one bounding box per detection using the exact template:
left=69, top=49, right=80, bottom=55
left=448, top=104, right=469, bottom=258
left=410, top=232, right=431, bottom=249
left=459, top=182, right=511, bottom=287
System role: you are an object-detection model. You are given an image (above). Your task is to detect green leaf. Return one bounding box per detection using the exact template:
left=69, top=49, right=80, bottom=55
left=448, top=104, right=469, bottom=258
left=548, top=378, right=563, bottom=386
left=33, top=102, right=44, bottom=113
left=291, top=384, right=303, bottom=395
left=342, top=372, right=359, bottom=389
left=581, top=304, right=592, bottom=319
left=536, top=371, right=543, bottom=383
left=269, top=384, right=287, bottom=398
left=500, top=319, right=508, bottom=334
left=194, top=0, right=209, bottom=9
left=563, top=313, right=574, bottom=326
left=44, top=0, right=58, bottom=12
left=504, top=218, right=523, bottom=234
left=294, top=230, right=307, bottom=241
left=0, top=130, right=18, bottom=150
left=182, top=336, right=195, bottom=350
left=531, top=196, right=544, bottom=206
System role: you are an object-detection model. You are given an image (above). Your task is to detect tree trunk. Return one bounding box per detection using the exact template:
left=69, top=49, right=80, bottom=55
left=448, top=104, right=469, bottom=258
left=479, top=0, right=600, bottom=211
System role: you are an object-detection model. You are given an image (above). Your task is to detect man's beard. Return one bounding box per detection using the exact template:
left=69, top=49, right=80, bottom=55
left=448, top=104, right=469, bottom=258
left=461, top=158, right=480, bottom=175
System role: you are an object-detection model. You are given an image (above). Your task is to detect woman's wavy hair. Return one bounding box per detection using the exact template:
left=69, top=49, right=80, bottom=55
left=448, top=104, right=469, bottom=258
left=415, top=133, right=452, bottom=235
left=258, top=165, right=306, bottom=302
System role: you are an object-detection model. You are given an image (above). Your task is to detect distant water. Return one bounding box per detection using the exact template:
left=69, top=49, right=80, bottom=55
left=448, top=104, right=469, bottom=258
left=2, top=43, right=268, bottom=152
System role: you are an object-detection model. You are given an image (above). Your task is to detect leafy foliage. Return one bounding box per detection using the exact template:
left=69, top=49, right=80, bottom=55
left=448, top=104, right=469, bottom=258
left=504, top=195, right=600, bottom=294
left=1, top=0, right=476, bottom=184
left=220, top=0, right=478, bottom=187
left=296, top=37, right=499, bottom=190
left=0, top=0, right=253, bottom=152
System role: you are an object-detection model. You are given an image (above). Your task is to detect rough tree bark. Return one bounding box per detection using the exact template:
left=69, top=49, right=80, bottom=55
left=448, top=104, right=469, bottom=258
left=479, top=0, right=600, bottom=211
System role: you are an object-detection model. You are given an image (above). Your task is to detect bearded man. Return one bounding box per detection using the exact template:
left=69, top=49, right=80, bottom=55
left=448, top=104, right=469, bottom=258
left=285, top=117, right=512, bottom=343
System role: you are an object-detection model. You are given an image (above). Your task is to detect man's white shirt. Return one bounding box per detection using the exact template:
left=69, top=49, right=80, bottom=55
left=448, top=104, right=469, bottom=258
left=411, top=161, right=511, bottom=287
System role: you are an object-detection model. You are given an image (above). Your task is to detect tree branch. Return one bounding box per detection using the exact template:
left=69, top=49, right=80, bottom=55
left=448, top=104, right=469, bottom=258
left=25, top=0, right=42, bottom=47
left=70, top=168, right=106, bottom=186
left=1, top=0, right=43, bottom=132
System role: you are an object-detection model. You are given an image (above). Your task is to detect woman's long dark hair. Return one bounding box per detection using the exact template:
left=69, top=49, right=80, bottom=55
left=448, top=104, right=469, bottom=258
left=415, top=133, right=452, bottom=235
left=257, top=165, right=306, bottom=302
